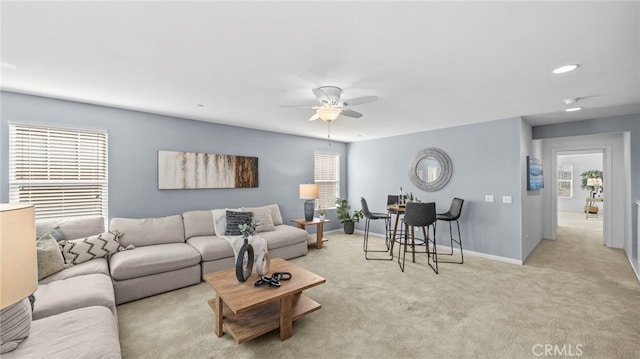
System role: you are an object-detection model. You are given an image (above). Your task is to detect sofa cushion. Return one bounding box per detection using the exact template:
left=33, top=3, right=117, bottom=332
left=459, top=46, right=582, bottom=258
left=109, top=243, right=201, bottom=281
left=182, top=210, right=215, bottom=239
left=38, top=258, right=109, bottom=285
left=245, top=204, right=283, bottom=226
left=32, top=273, right=116, bottom=320
left=110, top=215, right=185, bottom=247
left=224, top=211, right=253, bottom=236
left=36, top=232, right=66, bottom=280
left=61, top=230, right=125, bottom=265
left=186, top=235, right=235, bottom=262
left=36, top=215, right=105, bottom=240
left=259, top=225, right=309, bottom=250
left=1, top=306, right=120, bottom=359
left=0, top=298, right=31, bottom=354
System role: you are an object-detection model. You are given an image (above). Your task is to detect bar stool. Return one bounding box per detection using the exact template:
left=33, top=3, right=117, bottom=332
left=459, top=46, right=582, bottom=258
left=361, top=197, right=392, bottom=260
left=399, top=202, right=438, bottom=274
left=386, top=194, right=404, bottom=253
left=436, top=198, right=464, bottom=264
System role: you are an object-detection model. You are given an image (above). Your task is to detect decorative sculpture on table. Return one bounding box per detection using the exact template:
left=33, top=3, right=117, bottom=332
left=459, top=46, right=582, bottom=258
left=235, top=221, right=257, bottom=282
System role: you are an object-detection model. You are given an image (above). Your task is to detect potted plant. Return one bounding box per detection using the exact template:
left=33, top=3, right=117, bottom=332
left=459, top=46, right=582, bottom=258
left=335, top=198, right=363, bottom=235
left=318, top=207, right=327, bottom=221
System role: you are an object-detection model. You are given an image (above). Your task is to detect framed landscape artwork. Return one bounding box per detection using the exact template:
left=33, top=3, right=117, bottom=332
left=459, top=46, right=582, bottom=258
left=158, top=150, right=258, bottom=189
left=527, top=156, right=544, bottom=190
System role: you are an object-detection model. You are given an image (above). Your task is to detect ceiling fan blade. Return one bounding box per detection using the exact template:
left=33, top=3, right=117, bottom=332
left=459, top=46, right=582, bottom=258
left=308, top=113, right=320, bottom=121
left=341, top=96, right=378, bottom=107
left=341, top=109, right=363, bottom=118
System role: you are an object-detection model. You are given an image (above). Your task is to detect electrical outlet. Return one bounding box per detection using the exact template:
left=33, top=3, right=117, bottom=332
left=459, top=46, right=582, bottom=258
left=503, top=196, right=512, bottom=204
left=485, top=195, right=494, bottom=202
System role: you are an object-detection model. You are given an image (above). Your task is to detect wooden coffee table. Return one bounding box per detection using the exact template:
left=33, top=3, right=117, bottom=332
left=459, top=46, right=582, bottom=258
left=204, top=258, right=326, bottom=343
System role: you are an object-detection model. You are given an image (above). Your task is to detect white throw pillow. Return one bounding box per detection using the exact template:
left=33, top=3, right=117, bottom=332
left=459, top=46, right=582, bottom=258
left=61, top=230, right=124, bottom=265
left=246, top=204, right=283, bottom=226
left=36, top=232, right=66, bottom=280
left=243, top=207, right=275, bottom=233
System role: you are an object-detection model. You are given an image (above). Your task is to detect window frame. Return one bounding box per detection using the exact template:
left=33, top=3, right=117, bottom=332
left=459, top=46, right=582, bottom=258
left=9, top=123, right=109, bottom=220
left=314, top=152, right=340, bottom=210
left=556, top=164, right=573, bottom=198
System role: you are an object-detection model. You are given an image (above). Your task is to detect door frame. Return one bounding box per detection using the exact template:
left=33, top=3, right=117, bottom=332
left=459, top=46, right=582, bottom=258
left=549, top=144, right=612, bottom=246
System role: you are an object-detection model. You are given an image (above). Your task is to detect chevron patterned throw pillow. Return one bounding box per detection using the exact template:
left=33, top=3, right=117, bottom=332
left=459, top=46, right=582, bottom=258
left=61, top=230, right=125, bottom=265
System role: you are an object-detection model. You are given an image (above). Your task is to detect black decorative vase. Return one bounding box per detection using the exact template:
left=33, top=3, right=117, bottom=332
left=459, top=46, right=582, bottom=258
left=235, top=237, right=254, bottom=282
left=344, top=221, right=355, bottom=235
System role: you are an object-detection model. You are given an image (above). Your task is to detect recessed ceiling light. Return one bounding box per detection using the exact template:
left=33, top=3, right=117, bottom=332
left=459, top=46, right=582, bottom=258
left=565, top=107, right=582, bottom=112
left=553, top=64, right=579, bottom=74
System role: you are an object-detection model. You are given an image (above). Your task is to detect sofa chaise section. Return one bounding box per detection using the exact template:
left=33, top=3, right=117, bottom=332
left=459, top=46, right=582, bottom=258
left=2, top=306, right=121, bottom=359
left=109, top=215, right=201, bottom=304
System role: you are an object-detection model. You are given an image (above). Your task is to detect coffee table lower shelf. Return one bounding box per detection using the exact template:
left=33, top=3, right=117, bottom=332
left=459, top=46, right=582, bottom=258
left=208, top=293, right=321, bottom=344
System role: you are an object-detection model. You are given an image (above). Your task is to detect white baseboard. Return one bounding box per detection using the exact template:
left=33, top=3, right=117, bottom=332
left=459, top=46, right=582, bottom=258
left=627, top=256, right=640, bottom=284
left=352, top=230, right=523, bottom=265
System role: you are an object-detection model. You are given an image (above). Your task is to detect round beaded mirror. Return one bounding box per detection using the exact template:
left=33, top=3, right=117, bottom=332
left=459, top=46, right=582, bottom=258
left=408, top=147, right=453, bottom=192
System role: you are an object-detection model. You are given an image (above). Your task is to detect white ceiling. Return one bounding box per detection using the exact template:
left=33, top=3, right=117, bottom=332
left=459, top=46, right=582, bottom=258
left=1, top=1, right=639, bottom=142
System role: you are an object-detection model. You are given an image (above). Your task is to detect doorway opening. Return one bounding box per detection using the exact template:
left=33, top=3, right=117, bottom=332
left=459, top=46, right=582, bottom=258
left=556, top=150, right=604, bottom=245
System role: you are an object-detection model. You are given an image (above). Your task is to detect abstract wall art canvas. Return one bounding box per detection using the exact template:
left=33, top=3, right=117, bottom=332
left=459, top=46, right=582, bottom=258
left=526, top=156, right=544, bottom=190
left=158, top=150, right=258, bottom=189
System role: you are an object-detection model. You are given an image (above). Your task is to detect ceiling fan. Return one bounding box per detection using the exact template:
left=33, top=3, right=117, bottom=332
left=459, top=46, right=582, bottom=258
left=282, top=86, right=378, bottom=122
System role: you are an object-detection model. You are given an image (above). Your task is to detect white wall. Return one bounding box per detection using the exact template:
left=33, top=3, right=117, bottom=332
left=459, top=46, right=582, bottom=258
left=520, top=122, right=543, bottom=262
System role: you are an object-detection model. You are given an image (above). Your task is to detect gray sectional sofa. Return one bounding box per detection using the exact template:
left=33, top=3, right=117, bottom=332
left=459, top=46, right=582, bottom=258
left=4, top=216, right=121, bottom=359
left=7, top=204, right=309, bottom=358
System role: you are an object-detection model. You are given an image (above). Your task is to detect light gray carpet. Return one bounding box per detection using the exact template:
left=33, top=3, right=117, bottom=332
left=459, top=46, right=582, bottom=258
left=117, top=217, right=640, bottom=358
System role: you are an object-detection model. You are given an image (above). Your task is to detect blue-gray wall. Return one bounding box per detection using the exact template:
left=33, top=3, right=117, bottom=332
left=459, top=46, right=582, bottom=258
left=0, top=91, right=347, bottom=231
left=347, top=117, right=525, bottom=261
left=3, top=90, right=637, bottom=268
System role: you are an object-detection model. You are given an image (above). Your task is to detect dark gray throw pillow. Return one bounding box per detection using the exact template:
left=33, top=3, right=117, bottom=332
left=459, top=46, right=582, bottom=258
left=224, top=211, right=253, bottom=236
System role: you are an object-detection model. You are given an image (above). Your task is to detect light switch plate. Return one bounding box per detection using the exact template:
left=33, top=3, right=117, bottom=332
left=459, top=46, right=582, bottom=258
left=485, top=195, right=494, bottom=202
left=503, top=196, right=512, bottom=204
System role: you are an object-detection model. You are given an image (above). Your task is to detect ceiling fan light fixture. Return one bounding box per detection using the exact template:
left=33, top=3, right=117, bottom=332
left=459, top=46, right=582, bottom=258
left=317, top=106, right=342, bottom=121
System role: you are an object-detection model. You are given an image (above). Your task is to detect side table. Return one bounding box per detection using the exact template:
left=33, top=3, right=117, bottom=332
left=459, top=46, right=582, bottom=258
left=291, top=218, right=330, bottom=249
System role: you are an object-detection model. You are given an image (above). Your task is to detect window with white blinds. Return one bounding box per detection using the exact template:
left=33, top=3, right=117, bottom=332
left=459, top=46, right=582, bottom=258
left=314, top=152, right=339, bottom=209
left=9, top=124, right=108, bottom=220
left=556, top=164, right=573, bottom=198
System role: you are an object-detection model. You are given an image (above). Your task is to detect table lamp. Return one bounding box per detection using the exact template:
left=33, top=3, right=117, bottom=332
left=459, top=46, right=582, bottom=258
left=586, top=178, right=603, bottom=198
left=299, top=184, right=319, bottom=222
left=1, top=203, right=37, bottom=310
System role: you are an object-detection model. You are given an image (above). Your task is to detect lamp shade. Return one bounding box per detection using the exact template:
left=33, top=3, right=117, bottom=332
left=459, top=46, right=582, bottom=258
left=299, top=184, right=319, bottom=199
left=587, top=178, right=602, bottom=187
left=0, top=203, right=37, bottom=309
